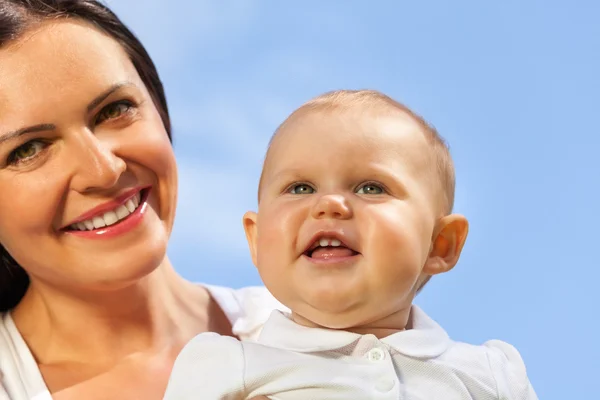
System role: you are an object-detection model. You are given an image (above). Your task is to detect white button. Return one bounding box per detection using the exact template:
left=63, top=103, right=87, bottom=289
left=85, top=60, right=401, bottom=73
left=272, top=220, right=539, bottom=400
left=375, top=377, right=395, bottom=392
left=366, top=347, right=386, bottom=362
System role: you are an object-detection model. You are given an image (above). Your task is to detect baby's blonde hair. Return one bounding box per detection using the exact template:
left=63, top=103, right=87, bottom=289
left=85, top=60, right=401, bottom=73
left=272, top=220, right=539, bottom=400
left=259, top=89, right=457, bottom=292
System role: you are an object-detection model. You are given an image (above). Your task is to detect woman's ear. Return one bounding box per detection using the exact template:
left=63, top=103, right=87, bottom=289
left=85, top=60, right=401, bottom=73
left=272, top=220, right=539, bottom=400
left=423, top=214, right=469, bottom=276
left=243, top=211, right=259, bottom=267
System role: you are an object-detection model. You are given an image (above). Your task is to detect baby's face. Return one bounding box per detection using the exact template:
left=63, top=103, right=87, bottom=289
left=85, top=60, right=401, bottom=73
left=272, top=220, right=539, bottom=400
left=247, top=108, right=442, bottom=329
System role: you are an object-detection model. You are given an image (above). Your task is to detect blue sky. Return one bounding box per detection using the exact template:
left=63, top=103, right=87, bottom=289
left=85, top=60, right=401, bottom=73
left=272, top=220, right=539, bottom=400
left=111, top=1, right=598, bottom=398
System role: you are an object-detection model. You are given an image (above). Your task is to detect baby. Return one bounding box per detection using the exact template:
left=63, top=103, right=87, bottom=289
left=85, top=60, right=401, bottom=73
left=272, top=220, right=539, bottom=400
left=164, top=90, right=537, bottom=399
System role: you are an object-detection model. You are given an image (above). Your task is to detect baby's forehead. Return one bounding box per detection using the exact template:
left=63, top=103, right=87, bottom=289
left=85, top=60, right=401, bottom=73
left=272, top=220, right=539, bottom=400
left=269, top=106, right=430, bottom=161
left=260, top=106, right=434, bottom=190
left=258, top=94, right=453, bottom=213
left=286, top=101, right=419, bottom=129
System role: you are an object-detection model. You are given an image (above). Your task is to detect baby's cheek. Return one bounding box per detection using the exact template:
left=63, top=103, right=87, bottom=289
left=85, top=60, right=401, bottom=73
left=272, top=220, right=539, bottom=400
left=256, top=222, right=286, bottom=268
left=255, top=207, right=303, bottom=278
left=258, top=204, right=300, bottom=243
left=366, top=213, right=427, bottom=274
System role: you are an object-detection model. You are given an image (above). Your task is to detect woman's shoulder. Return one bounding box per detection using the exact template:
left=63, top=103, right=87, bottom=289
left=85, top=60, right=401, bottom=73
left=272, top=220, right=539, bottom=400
left=0, top=312, right=51, bottom=399
left=202, top=284, right=288, bottom=342
left=0, top=312, right=22, bottom=365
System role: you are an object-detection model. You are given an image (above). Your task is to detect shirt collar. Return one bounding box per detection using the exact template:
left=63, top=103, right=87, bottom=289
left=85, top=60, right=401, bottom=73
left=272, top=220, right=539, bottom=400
left=258, top=305, right=451, bottom=359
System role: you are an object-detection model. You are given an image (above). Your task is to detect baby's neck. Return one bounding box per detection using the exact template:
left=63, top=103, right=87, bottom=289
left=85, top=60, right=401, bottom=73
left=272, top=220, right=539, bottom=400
left=291, top=306, right=412, bottom=339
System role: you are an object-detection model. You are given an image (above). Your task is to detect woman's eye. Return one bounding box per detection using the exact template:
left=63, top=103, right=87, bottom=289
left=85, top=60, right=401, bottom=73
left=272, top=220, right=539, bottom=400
left=96, top=101, right=133, bottom=124
left=289, top=184, right=315, bottom=194
left=356, top=183, right=384, bottom=195
left=7, top=141, right=47, bottom=165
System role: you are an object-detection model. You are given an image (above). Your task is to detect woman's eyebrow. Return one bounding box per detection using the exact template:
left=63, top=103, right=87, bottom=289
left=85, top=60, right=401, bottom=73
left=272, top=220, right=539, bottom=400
left=0, top=124, right=56, bottom=145
left=0, top=81, right=137, bottom=144
left=87, top=81, right=135, bottom=112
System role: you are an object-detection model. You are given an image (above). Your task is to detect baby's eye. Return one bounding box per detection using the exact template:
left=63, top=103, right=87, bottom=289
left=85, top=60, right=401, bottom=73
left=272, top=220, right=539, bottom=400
left=289, top=183, right=315, bottom=194
left=96, top=101, right=133, bottom=125
left=356, top=183, right=384, bottom=195
left=7, top=141, right=47, bottom=165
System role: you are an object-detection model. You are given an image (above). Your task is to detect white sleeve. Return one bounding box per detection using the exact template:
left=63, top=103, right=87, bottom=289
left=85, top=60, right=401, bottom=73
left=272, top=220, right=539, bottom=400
left=206, top=285, right=287, bottom=342
left=0, top=379, right=9, bottom=400
left=484, top=340, right=538, bottom=400
left=163, top=333, right=245, bottom=400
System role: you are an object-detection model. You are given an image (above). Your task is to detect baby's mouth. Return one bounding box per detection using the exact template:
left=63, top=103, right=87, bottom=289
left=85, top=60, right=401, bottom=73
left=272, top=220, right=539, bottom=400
left=304, top=237, right=359, bottom=259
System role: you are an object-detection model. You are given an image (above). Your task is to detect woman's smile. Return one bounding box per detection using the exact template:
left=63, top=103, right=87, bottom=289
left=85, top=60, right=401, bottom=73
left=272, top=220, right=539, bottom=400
left=62, top=186, right=152, bottom=239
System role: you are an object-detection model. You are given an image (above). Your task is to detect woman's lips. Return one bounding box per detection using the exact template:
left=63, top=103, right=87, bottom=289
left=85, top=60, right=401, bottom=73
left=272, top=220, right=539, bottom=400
left=64, top=188, right=151, bottom=239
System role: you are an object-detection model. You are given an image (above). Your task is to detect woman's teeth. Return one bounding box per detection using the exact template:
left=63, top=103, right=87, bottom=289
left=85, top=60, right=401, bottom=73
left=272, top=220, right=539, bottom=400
left=70, top=192, right=141, bottom=231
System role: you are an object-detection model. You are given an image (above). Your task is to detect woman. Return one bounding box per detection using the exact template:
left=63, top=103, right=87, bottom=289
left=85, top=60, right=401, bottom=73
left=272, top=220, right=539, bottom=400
left=0, top=1, right=280, bottom=399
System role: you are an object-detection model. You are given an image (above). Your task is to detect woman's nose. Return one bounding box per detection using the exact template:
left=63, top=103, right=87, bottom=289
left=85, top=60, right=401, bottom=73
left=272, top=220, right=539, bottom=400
left=68, top=131, right=127, bottom=193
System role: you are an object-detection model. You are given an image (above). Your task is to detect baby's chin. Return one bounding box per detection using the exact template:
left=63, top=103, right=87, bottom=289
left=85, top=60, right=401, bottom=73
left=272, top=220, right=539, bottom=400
left=291, top=312, right=350, bottom=330
left=288, top=298, right=414, bottom=335
left=290, top=307, right=385, bottom=331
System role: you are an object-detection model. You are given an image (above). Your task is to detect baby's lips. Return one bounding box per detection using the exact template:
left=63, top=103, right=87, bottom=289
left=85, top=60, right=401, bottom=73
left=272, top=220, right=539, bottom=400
left=310, top=246, right=357, bottom=259
left=302, top=229, right=359, bottom=255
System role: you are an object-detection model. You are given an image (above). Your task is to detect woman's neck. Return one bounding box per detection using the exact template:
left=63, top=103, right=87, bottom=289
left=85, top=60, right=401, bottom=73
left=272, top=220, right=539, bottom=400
left=12, top=257, right=211, bottom=366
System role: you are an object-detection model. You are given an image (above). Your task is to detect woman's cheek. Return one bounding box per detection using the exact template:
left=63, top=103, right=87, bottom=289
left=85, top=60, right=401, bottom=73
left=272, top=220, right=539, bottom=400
left=0, top=170, right=65, bottom=243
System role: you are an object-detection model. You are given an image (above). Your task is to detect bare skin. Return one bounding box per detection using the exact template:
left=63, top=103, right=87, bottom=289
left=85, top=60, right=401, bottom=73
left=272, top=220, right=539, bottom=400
left=0, top=20, right=269, bottom=400
left=13, top=266, right=230, bottom=397
left=244, top=107, right=468, bottom=336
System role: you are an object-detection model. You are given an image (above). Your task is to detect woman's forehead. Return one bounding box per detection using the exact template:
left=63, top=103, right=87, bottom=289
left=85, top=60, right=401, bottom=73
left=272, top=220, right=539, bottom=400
left=0, top=19, right=137, bottom=115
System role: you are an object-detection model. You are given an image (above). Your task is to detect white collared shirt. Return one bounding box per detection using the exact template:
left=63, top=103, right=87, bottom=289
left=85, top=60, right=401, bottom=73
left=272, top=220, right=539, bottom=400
left=164, top=306, right=537, bottom=400
left=0, top=285, right=283, bottom=400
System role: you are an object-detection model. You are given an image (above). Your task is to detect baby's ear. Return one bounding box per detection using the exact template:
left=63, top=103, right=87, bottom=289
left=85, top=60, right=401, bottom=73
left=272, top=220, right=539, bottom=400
left=423, top=214, right=469, bottom=276
left=243, top=211, right=259, bottom=267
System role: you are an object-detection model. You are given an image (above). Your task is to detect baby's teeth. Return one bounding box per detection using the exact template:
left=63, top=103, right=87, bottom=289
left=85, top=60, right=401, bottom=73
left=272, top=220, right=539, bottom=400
left=125, top=199, right=136, bottom=212
left=84, top=220, right=94, bottom=230
left=115, top=205, right=130, bottom=219
left=92, top=216, right=106, bottom=229
left=103, top=211, right=119, bottom=226
left=319, top=238, right=329, bottom=247
left=330, top=239, right=341, bottom=247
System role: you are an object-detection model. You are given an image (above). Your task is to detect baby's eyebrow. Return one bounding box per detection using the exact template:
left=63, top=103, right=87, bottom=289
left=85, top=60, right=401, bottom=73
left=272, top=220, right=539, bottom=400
left=267, top=168, right=306, bottom=183
left=266, top=164, right=409, bottom=192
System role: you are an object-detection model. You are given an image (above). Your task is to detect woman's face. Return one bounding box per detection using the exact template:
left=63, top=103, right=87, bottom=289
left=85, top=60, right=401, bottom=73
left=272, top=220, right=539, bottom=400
left=0, top=20, right=178, bottom=291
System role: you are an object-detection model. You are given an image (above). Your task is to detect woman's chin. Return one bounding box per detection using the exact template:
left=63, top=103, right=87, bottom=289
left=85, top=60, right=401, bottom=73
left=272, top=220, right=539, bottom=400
left=58, top=238, right=170, bottom=293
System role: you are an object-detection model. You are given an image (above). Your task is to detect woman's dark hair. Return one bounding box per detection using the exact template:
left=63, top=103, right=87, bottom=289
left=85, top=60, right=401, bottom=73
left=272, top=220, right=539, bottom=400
left=0, top=0, right=172, bottom=312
